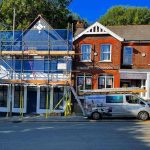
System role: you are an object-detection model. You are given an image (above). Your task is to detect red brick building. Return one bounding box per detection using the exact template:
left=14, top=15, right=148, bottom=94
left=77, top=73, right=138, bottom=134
left=73, top=22, right=150, bottom=99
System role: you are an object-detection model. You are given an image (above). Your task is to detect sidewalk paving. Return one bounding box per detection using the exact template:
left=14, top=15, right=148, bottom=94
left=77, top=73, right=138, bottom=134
left=0, top=115, right=88, bottom=123
left=0, top=115, right=145, bottom=123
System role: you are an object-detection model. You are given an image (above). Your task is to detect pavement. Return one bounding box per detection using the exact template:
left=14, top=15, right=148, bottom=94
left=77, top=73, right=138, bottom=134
left=0, top=115, right=148, bottom=123
left=0, top=115, right=88, bottom=123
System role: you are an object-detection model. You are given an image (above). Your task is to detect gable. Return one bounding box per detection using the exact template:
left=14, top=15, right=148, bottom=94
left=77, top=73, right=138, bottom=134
left=74, top=22, right=124, bottom=42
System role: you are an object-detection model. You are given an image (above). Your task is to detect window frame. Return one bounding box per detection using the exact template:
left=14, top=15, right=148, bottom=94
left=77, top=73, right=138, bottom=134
left=80, top=44, right=92, bottom=62
left=0, top=86, right=7, bottom=108
left=14, top=86, right=24, bottom=108
left=98, top=75, right=114, bottom=89
left=123, top=46, right=133, bottom=65
left=40, top=86, right=50, bottom=109
left=100, top=44, right=112, bottom=62
left=76, top=74, right=92, bottom=91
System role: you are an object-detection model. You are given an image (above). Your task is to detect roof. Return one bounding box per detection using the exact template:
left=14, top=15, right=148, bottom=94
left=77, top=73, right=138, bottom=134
left=26, top=14, right=53, bottom=30
left=74, top=28, right=84, bottom=37
left=74, top=22, right=150, bottom=42
left=73, top=22, right=124, bottom=42
left=107, top=25, right=150, bottom=41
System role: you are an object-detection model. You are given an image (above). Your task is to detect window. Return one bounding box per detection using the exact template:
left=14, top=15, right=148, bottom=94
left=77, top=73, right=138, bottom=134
left=77, top=74, right=92, bottom=90
left=100, top=44, right=111, bottom=61
left=126, top=95, right=139, bottom=104
left=123, top=47, right=133, bottom=65
left=14, top=86, right=24, bottom=108
left=98, top=75, right=114, bottom=89
left=81, top=44, right=91, bottom=61
left=106, top=95, right=123, bottom=103
left=0, top=86, right=7, bottom=107
left=53, top=87, right=64, bottom=110
left=40, top=87, right=50, bottom=109
left=44, top=56, right=67, bottom=73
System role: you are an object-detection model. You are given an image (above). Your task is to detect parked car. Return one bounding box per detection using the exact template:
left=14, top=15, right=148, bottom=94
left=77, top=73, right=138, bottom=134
left=84, top=94, right=150, bottom=120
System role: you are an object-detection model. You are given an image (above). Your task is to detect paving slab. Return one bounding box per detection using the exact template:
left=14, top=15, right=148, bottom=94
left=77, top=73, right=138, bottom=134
left=0, top=115, right=147, bottom=123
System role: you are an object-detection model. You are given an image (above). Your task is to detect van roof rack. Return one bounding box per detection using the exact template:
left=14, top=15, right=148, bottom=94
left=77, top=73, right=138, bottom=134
left=79, top=87, right=146, bottom=95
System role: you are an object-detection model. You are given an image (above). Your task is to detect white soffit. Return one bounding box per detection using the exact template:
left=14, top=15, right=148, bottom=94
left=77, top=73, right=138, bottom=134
left=73, top=22, right=124, bottom=41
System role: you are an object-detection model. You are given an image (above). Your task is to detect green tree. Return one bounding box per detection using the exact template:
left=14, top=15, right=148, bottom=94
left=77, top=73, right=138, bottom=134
left=99, top=6, right=150, bottom=26
left=0, top=0, right=72, bottom=30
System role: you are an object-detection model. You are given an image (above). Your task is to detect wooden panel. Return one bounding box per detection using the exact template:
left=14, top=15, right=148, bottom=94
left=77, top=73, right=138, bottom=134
left=0, top=79, right=71, bottom=85
left=1, top=51, right=75, bottom=56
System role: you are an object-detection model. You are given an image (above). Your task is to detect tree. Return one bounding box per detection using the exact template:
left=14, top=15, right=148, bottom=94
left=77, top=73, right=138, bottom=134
left=0, top=0, right=72, bottom=30
left=99, top=6, right=150, bottom=26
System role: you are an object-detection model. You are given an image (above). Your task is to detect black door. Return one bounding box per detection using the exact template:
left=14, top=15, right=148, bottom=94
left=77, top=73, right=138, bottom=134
left=27, top=87, right=37, bottom=114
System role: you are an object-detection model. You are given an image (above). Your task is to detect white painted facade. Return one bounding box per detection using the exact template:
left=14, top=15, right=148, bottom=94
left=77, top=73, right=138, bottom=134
left=120, top=70, right=150, bottom=100
left=0, top=85, right=67, bottom=114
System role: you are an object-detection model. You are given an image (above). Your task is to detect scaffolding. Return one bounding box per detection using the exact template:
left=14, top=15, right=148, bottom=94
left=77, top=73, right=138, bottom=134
left=0, top=28, right=79, bottom=117
left=0, top=29, right=73, bottom=83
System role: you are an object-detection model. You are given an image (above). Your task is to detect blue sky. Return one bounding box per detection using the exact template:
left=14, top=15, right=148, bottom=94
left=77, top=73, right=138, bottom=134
left=69, top=0, right=150, bottom=23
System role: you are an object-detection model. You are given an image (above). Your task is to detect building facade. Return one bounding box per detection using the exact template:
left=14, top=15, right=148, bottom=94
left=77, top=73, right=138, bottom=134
left=73, top=22, right=150, bottom=99
left=73, top=22, right=123, bottom=94
left=0, top=15, right=74, bottom=115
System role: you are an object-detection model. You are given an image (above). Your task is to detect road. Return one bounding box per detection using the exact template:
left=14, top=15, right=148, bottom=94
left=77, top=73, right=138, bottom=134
left=0, top=120, right=150, bottom=150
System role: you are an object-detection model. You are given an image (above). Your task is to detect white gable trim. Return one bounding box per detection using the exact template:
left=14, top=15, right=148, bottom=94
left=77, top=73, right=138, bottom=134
left=73, top=22, right=124, bottom=41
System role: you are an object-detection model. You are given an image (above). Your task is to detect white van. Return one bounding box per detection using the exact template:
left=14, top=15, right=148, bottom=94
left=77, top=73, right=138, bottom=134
left=84, top=94, right=150, bottom=120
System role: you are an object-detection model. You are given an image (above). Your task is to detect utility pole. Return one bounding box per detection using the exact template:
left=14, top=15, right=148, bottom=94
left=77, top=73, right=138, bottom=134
left=9, top=8, right=16, bottom=117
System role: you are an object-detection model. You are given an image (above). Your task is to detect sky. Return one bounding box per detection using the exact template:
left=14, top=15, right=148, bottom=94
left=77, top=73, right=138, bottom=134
left=69, top=0, right=150, bottom=23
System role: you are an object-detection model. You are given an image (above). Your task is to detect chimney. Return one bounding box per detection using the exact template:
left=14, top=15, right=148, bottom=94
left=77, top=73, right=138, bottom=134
left=76, top=20, right=85, bottom=29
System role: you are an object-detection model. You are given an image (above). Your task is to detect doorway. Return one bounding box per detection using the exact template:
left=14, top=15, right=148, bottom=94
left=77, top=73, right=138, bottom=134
left=27, top=87, right=37, bottom=114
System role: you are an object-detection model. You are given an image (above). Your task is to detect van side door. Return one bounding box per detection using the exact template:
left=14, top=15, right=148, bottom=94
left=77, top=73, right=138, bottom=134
left=106, top=95, right=125, bottom=116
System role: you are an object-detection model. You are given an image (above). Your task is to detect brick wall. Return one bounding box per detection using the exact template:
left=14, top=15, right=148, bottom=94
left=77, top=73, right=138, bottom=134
left=73, top=35, right=121, bottom=89
left=122, top=43, right=150, bottom=69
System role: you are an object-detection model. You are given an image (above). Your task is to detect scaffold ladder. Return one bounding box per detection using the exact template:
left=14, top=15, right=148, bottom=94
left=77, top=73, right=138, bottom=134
left=79, top=87, right=146, bottom=95
left=70, top=86, right=85, bottom=116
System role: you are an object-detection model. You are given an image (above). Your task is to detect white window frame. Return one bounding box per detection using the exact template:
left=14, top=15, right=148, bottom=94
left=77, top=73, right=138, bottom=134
left=123, top=46, right=133, bottom=65
left=100, top=44, right=112, bottom=62
left=76, top=74, right=92, bottom=91
left=98, top=75, right=114, bottom=89
left=81, top=44, right=92, bottom=62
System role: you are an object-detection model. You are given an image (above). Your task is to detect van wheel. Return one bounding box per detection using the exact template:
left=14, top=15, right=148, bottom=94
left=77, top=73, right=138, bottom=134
left=92, top=112, right=101, bottom=120
left=138, top=111, right=149, bottom=121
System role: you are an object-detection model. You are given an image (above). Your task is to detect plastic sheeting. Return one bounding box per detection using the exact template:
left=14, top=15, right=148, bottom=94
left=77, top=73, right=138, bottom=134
left=0, top=57, right=72, bottom=73
left=0, top=29, right=72, bottom=51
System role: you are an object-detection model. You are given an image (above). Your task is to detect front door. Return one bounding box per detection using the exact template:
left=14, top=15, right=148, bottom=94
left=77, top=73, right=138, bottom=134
left=27, top=87, right=37, bottom=114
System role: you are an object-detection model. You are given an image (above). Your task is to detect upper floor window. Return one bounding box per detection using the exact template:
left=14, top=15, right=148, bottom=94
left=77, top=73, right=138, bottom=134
left=123, top=47, right=133, bottom=65
left=100, top=44, right=111, bottom=61
left=81, top=44, right=91, bottom=61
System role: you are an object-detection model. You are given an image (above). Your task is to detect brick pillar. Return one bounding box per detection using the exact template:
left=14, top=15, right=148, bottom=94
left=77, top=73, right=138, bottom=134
left=114, top=72, right=120, bottom=88
left=93, top=74, right=98, bottom=89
